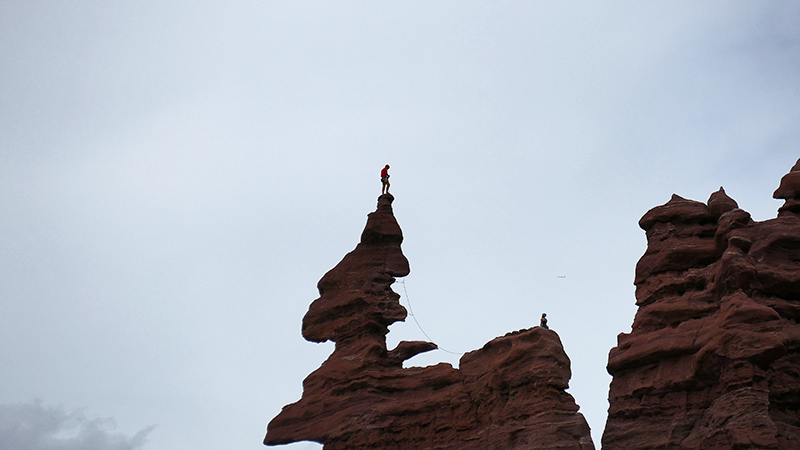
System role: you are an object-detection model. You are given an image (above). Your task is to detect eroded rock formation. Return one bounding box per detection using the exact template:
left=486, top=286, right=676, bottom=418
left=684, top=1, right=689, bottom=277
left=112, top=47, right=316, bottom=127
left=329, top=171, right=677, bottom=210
left=603, top=160, right=800, bottom=449
left=265, top=194, right=594, bottom=450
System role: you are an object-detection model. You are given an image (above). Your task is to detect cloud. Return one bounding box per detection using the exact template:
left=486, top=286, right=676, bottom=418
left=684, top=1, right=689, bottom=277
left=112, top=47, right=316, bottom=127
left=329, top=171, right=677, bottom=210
left=0, top=400, right=154, bottom=450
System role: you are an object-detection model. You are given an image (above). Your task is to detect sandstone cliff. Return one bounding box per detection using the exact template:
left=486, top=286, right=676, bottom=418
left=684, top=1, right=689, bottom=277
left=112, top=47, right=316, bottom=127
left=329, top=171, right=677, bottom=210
left=265, top=194, right=595, bottom=450
left=603, top=160, right=800, bottom=449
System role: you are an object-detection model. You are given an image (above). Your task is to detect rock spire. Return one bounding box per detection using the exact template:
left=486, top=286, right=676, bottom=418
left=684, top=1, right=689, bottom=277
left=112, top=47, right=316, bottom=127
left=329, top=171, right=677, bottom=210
left=265, top=193, right=595, bottom=450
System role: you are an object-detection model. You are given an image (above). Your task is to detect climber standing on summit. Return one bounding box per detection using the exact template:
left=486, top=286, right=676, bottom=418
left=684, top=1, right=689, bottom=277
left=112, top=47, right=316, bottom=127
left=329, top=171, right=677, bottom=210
left=540, top=313, right=549, bottom=329
left=381, top=164, right=391, bottom=194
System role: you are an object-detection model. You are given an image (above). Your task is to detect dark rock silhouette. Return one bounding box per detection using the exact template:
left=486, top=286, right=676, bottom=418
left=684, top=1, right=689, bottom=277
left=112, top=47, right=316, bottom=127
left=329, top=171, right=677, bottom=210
left=265, top=159, right=800, bottom=450
left=603, top=160, right=800, bottom=449
left=265, top=194, right=595, bottom=450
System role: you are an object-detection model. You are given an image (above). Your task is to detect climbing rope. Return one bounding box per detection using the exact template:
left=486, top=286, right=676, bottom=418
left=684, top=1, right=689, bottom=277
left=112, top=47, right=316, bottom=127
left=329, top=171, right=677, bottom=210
left=372, top=209, right=464, bottom=355
left=398, top=278, right=464, bottom=356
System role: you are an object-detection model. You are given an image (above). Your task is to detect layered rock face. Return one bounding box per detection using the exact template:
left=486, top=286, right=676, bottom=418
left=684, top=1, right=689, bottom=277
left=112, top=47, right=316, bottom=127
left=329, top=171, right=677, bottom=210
left=603, top=160, right=800, bottom=449
left=265, top=194, right=594, bottom=450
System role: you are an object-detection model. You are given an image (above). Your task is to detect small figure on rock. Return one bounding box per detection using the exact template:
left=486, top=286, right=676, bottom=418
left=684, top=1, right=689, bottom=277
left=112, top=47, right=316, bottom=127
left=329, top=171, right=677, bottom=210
left=540, top=313, right=549, bottom=329
left=381, top=164, right=391, bottom=194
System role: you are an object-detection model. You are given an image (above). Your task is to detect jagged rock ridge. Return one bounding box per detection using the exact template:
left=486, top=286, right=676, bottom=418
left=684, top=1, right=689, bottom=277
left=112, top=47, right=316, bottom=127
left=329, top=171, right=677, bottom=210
left=265, top=194, right=594, bottom=450
left=603, top=159, right=800, bottom=449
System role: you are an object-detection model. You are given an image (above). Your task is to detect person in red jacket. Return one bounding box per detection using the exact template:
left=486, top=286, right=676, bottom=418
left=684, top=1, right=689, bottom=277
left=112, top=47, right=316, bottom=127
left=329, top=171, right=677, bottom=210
left=381, top=164, right=390, bottom=194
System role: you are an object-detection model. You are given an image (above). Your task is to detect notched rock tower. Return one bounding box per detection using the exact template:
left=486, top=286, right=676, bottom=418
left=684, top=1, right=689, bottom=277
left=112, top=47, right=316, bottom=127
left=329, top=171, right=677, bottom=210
left=265, top=194, right=595, bottom=450
left=603, top=159, right=800, bottom=449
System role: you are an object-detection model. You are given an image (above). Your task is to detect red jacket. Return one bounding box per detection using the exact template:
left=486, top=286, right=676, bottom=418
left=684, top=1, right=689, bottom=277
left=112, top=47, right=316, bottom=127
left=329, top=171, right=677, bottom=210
left=381, top=167, right=389, bottom=178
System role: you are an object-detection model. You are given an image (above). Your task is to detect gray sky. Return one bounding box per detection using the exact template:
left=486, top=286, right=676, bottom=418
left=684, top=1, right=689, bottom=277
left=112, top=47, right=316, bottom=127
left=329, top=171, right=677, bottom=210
left=1, top=2, right=799, bottom=449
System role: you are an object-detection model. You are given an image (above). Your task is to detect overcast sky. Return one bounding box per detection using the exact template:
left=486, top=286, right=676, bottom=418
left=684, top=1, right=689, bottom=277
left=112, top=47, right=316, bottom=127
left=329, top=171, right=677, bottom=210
left=2, top=2, right=799, bottom=449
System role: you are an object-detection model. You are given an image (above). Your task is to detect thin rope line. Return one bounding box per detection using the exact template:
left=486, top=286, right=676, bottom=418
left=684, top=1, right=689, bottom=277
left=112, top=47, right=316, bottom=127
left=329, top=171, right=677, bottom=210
left=399, top=278, right=463, bottom=356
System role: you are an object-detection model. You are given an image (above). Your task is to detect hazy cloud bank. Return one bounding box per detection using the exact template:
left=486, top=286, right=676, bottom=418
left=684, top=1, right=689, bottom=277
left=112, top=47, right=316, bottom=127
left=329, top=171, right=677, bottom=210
left=0, top=400, right=153, bottom=450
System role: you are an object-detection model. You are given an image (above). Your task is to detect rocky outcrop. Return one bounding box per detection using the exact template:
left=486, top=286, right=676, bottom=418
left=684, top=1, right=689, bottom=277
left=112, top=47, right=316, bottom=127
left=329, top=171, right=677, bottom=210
left=603, top=160, right=800, bottom=449
left=265, top=194, right=594, bottom=450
